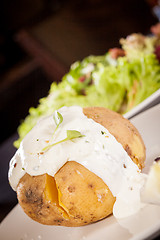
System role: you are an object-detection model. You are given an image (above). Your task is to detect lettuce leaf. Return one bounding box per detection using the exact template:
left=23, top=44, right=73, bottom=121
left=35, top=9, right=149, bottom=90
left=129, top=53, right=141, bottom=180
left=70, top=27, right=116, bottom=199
left=14, top=41, right=160, bottom=148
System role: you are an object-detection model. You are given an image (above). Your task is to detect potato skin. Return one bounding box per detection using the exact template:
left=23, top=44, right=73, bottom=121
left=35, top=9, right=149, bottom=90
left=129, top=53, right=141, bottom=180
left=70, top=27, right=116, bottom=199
left=83, top=107, right=145, bottom=169
left=18, top=162, right=115, bottom=226
left=17, top=107, right=146, bottom=226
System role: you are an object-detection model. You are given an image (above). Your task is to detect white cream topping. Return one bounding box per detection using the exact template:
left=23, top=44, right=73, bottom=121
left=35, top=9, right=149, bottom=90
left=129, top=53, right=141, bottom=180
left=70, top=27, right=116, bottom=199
left=8, top=106, right=146, bottom=219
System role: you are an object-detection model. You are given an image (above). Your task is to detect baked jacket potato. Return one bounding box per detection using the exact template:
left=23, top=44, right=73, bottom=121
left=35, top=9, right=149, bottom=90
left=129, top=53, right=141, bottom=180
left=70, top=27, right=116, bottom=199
left=16, top=107, right=145, bottom=226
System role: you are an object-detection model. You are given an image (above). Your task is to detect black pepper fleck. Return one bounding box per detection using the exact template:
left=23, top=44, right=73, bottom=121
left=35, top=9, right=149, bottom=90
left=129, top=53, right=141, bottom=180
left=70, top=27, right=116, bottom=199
left=154, top=157, right=160, bottom=162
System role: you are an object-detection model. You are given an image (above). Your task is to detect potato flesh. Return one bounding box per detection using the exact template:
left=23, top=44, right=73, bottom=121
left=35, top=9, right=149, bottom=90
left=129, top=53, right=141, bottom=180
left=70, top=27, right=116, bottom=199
left=44, top=174, right=69, bottom=219
left=44, top=174, right=58, bottom=204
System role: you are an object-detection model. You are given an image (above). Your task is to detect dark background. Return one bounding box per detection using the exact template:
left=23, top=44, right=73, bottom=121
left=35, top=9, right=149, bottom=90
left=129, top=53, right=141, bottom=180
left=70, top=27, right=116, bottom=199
left=0, top=0, right=159, bottom=238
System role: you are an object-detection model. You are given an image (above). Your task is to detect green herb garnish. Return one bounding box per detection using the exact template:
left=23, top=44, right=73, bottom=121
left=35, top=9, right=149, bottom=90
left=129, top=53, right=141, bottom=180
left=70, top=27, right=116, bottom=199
left=43, top=130, right=85, bottom=151
left=53, top=111, right=63, bottom=134
left=66, top=130, right=84, bottom=139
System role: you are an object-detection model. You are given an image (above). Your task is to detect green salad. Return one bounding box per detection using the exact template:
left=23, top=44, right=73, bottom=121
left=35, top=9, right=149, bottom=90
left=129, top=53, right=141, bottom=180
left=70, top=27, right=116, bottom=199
left=14, top=28, right=160, bottom=148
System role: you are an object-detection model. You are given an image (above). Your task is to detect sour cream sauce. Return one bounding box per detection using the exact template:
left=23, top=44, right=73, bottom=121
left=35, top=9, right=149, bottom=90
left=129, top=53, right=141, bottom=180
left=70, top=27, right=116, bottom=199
left=8, top=106, right=146, bottom=219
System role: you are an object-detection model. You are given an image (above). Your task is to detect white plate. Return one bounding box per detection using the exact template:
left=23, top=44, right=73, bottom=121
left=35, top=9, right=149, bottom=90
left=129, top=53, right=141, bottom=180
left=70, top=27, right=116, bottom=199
left=124, top=88, right=160, bottom=119
left=1, top=104, right=160, bottom=240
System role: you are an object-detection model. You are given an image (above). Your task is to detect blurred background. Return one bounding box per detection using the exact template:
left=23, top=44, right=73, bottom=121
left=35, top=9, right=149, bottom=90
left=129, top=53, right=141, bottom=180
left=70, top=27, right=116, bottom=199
left=0, top=0, right=159, bottom=144
left=0, top=0, right=159, bottom=226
